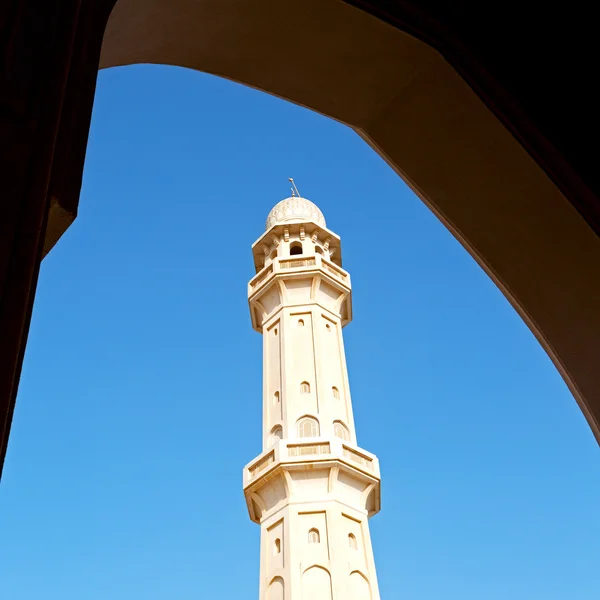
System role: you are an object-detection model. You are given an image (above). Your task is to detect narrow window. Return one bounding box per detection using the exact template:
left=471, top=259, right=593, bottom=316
left=348, top=533, right=357, bottom=550
left=290, top=242, right=303, bottom=255
left=274, top=538, right=281, bottom=554
left=297, top=417, right=319, bottom=438
left=333, top=421, right=350, bottom=441
left=332, top=386, right=340, bottom=400
left=325, top=323, right=332, bottom=332
left=300, top=381, right=310, bottom=394
left=274, top=327, right=278, bottom=336
left=273, top=391, right=280, bottom=405
left=270, top=426, right=283, bottom=446
left=308, top=528, right=320, bottom=544
left=298, top=318, right=305, bottom=327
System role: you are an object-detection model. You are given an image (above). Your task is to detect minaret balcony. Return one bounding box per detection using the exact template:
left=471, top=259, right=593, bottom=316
left=248, top=254, right=351, bottom=297
left=247, top=254, right=353, bottom=331
left=243, top=437, right=380, bottom=488
left=243, top=437, right=381, bottom=523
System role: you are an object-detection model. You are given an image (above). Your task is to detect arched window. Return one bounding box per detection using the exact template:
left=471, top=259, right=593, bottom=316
left=348, top=533, right=357, bottom=550
left=297, top=416, right=319, bottom=438
left=332, top=386, right=340, bottom=400
left=273, top=391, right=280, bottom=405
left=290, top=242, right=303, bottom=255
left=274, top=538, right=281, bottom=554
left=308, top=528, right=320, bottom=543
left=300, top=381, right=311, bottom=394
left=333, top=421, right=350, bottom=441
left=270, top=426, right=283, bottom=446
left=298, top=318, right=305, bottom=327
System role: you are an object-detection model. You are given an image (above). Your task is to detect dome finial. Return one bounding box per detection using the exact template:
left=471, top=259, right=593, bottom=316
left=288, top=177, right=301, bottom=198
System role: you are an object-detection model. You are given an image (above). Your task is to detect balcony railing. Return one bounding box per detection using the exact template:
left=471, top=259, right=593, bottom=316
left=321, top=258, right=348, bottom=282
left=279, top=257, right=316, bottom=269
left=244, top=439, right=378, bottom=488
left=342, top=446, right=373, bottom=470
left=250, top=256, right=350, bottom=298
left=248, top=450, right=275, bottom=478
left=249, top=263, right=274, bottom=290
left=287, top=442, right=330, bottom=457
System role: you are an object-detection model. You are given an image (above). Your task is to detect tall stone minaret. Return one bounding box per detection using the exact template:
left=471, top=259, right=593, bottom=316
left=243, top=196, right=382, bottom=600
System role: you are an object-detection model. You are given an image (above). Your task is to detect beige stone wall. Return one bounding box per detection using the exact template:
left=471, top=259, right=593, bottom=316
left=262, top=307, right=356, bottom=450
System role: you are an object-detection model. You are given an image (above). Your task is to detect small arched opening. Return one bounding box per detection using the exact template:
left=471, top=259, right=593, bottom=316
left=290, top=242, right=303, bottom=255
left=333, top=420, right=350, bottom=441
left=270, top=425, right=283, bottom=446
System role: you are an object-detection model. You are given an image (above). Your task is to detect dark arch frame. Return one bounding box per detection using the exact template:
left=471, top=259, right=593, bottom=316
left=1, top=0, right=599, bottom=479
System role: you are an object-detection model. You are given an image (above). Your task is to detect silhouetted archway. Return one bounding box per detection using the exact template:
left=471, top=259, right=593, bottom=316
left=1, top=0, right=599, bottom=478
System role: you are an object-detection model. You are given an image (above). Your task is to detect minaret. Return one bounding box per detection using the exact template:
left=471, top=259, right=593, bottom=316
left=243, top=196, right=382, bottom=600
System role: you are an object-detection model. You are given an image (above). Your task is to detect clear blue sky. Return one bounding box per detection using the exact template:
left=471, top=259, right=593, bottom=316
left=1, top=65, right=599, bottom=599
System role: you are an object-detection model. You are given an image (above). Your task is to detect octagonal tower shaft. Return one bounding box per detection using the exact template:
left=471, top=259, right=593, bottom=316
left=244, top=198, right=382, bottom=600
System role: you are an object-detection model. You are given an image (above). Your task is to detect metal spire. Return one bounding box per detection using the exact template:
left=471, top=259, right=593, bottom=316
left=288, top=177, right=301, bottom=198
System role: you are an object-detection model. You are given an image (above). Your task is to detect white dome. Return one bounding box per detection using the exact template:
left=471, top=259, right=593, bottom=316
left=266, top=197, right=326, bottom=230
